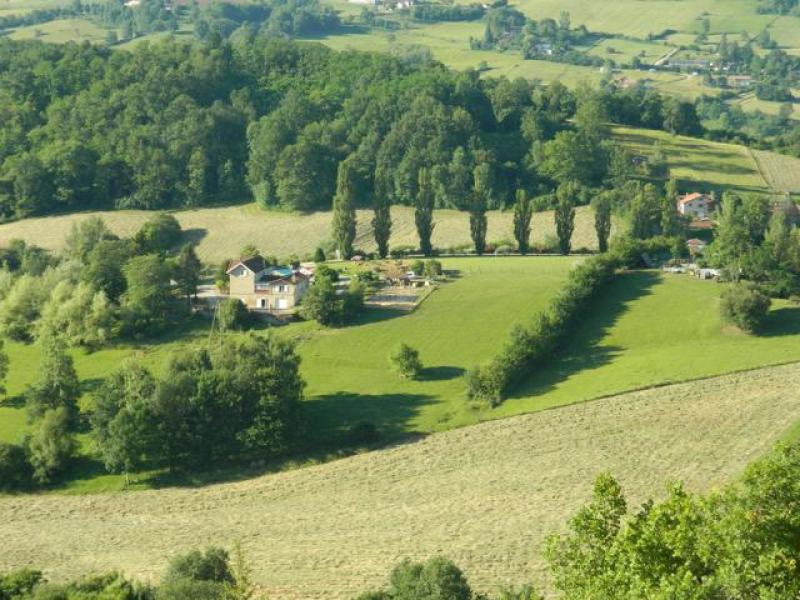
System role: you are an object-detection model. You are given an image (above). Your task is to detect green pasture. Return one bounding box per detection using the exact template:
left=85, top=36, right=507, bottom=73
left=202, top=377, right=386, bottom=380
left=4, top=256, right=800, bottom=493
left=6, top=17, right=108, bottom=43
left=585, top=38, right=669, bottom=65
left=497, top=272, right=800, bottom=417
left=612, top=125, right=771, bottom=192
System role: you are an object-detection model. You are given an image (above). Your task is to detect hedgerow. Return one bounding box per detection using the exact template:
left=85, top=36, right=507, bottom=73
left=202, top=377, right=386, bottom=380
left=467, top=236, right=679, bottom=406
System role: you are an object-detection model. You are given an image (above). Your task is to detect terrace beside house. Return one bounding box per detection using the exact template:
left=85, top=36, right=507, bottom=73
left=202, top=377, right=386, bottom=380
left=227, top=256, right=310, bottom=314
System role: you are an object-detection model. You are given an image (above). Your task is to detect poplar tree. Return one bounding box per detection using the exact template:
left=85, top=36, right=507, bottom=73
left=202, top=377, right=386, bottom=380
left=593, top=192, right=613, bottom=253
left=470, top=164, right=490, bottom=255
left=513, top=189, right=533, bottom=255
left=331, top=160, right=357, bottom=259
left=555, top=184, right=577, bottom=256
left=372, top=195, right=392, bottom=259
left=415, top=168, right=435, bottom=256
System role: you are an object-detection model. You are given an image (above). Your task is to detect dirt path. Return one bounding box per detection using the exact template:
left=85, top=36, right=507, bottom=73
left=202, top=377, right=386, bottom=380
left=2, top=362, right=800, bottom=598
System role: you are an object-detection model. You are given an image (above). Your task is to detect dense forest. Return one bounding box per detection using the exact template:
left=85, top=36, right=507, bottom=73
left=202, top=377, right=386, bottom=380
left=0, top=29, right=733, bottom=220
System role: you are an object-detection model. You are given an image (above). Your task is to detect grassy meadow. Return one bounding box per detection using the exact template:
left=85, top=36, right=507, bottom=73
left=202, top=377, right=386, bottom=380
left=3, top=256, right=800, bottom=492
left=2, top=361, right=800, bottom=597
left=0, top=204, right=606, bottom=264
left=6, top=17, right=108, bottom=43
left=612, top=126, right=773, bottom=193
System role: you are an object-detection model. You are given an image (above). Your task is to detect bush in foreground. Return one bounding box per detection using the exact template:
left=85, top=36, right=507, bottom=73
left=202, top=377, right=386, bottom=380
left=720, top=283, right=771, bottom=333
left=390, top=344, right=423, bottom=379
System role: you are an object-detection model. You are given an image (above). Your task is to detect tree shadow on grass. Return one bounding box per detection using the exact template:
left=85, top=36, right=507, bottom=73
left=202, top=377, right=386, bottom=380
left=0, top=394, right=25, bottom=409
left=509, top=270, right=661, bottom=400
left=305, top=391, right=435, bottom=451
left=344, top=307, right=409, bottom=327
left=419, top=366, right=465, bottom=381
left=143, top=392, right=435, bottom=491
left=181, top=228, right=207, bottom=247
left=760, top=306, right=800, bottom=337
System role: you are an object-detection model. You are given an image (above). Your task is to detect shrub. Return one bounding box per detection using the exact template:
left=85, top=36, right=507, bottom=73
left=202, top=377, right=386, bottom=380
left=390, top=344, right=423, bottom=379
left=423, top=259, right=443, bottom=278
left=313, top=247, right=326, bottom=262
left=315, top=264, right=339, bottom=283
left=133, top=213, right=182, bottom=254
left=26, top=407, right=76, bottom=484
left=301, top=278, right=342, bottom=326
left=0, top=569, right=43, bottom=598
left=720, top=283, right=771, bottom=333
left=409, top=260, right=425, bottom=276
left=217, top=298, right=250, bottom=332
left=164, top=547, right=233, bottom=586
left=0, top=442, right=31, bottom=491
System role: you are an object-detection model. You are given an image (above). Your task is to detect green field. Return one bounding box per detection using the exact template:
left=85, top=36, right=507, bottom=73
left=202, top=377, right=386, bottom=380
left=2, top=360, right=800, bottom=597
left=613, top=125, right=776, bottom=193
left=6, top=17, right=108, bottom=42
left=3, top=257, right=800, bottom=493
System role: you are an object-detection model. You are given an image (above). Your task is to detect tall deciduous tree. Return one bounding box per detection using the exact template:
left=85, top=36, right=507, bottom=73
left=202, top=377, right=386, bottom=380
left=91, top=360, right=159, bottom=477
left=513, top=189, right=533, bottom=255
left=122, top=254, right=174, bottom=332
left=415, top=168, right=436, bottom=256
left=660, top=178, right=682, bottom=237
left=555, top=184, right=577, bottom=255
left=332, top=160, right=357, bottom=260
left=26, top=334, right=81, bottom=424
left=174, top=244, right=202, bottom=304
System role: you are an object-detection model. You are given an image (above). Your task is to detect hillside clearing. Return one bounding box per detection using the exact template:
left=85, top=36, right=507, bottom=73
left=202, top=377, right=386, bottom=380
left=2, top=362, right=799, bottom=597
left=612, top=126, right=771, bottom=192
left=0, top=204, right=604, bottom=264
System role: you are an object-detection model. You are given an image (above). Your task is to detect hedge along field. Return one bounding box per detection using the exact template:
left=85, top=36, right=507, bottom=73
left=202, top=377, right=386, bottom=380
left=494, top=272, right=800, bottom=418
left=295, top=266, right=800, bottom=439
left=2, top=362, right=800, bottom=598
left=0, top=204, right=606, bottom=264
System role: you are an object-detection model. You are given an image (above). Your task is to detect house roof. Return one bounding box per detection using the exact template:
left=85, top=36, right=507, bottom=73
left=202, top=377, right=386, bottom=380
left=258, top=272, right=309, bottom=286
left=678, top=193, right=714, bottom=206
left=226, top=256, right=267, bottom=275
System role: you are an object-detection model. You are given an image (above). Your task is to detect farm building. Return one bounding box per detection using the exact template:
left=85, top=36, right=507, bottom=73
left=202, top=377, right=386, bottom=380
left=227, top=256, right=310, bottom=314
left=727, top=75, right=753, bottom=89
left=678, top=192, right=716, bottom=219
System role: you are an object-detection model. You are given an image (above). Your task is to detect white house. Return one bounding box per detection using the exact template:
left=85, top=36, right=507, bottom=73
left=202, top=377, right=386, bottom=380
left=678, top=192, right=716, bottom=219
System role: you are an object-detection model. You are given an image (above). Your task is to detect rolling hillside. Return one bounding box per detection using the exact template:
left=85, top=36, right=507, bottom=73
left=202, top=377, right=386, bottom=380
left=1, top=362, right=799, bottom=597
